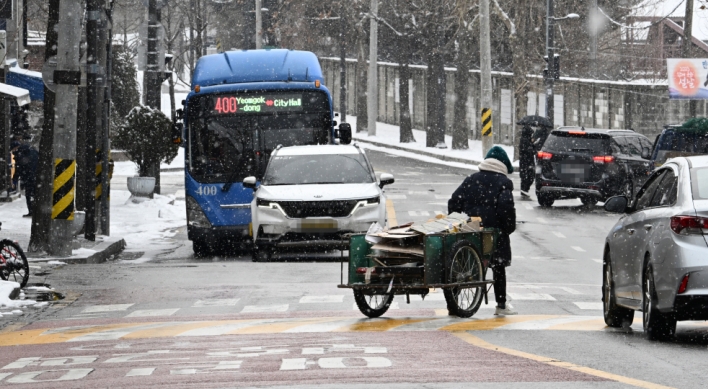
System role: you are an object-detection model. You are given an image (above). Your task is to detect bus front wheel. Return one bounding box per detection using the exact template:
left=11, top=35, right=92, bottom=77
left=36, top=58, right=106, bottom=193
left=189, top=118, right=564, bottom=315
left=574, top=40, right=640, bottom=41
left=192, top=239, right=212, bottom=258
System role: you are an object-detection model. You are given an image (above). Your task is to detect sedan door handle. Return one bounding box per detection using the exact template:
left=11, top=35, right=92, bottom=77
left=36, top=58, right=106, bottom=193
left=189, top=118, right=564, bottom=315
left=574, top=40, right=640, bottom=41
left=644, top=224, right=653, bottom=231
left=627, top=228, right=635, bottom=235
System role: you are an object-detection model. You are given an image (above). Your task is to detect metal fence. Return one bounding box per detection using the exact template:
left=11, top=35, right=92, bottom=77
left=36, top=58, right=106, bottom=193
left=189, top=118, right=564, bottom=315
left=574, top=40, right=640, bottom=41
left=321, top=57, right=707, bottom=145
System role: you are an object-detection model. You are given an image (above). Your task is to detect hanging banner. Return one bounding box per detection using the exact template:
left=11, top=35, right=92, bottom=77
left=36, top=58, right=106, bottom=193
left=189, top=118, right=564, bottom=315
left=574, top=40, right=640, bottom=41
left=667, top=58, right=708, bottom=99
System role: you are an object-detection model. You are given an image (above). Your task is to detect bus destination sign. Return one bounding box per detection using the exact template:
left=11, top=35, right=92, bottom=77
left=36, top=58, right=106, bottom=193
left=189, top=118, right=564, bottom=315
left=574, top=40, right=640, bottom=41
left=212, top=93, right=303, bottom=114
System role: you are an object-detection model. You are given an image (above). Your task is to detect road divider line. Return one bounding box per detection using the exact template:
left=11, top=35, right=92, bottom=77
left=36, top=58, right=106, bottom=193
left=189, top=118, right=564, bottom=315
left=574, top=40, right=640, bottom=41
left=451, top=332, right=676, bottom=389
left=571, top=246, right=586, bottom=252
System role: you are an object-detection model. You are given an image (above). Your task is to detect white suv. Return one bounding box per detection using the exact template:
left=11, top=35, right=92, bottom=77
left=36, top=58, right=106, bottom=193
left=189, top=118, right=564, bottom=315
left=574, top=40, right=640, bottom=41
left=243, top=144, right=393, bottom=261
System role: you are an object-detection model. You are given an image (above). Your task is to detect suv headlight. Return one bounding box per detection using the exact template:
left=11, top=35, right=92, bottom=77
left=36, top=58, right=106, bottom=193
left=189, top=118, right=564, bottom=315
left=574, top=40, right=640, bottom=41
left=350, top=196, right=381, bottom=215
left=257, top=198, right=286, bottom=215
left=187, top=196, right=212, bottom=228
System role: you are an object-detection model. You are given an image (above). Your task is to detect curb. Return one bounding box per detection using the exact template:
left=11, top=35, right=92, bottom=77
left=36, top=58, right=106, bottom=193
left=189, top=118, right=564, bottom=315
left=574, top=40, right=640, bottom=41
left=352, top=137, right=481, bottom=167
left=28, top=238, right=127, bottom=265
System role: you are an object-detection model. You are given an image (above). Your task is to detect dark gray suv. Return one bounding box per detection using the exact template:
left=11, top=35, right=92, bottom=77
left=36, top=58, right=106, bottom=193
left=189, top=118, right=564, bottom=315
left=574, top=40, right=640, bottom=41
left=535, top=127, right=654, bottom=207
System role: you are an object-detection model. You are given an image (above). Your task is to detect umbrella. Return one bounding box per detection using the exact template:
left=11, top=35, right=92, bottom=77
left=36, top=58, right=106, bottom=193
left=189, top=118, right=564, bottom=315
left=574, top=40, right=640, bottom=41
left=517, top=115, right=553, bottom=128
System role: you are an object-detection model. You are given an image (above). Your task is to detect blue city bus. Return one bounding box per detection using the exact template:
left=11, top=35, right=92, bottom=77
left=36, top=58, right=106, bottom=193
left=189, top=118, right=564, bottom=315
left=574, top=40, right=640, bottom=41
left=181, top=49, right=350, bottom=256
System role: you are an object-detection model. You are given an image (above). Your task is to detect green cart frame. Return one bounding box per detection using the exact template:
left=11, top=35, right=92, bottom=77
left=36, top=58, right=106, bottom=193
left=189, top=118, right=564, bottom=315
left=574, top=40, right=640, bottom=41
left=338, top=228, right=499, bottom=318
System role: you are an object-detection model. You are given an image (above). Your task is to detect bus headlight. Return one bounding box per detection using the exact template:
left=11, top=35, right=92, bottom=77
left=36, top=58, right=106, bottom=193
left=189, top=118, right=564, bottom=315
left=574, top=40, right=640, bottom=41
left=187, top=196, right=212, bottom=228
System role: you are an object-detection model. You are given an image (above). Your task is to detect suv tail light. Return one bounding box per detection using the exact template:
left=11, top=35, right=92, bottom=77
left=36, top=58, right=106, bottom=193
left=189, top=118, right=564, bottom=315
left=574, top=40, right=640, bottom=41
left=592, top=156, right=615, bottom=164
left=537, top=151, right=553, bottom=160
left=670, top=216, right=708, bottom=235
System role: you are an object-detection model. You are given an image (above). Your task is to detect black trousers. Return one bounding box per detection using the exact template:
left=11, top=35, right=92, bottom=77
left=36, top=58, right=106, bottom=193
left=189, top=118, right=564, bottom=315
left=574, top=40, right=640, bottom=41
left=519, top=159, right=535, bottom=192
left=24, top=182, right=35, bottom=214
left=492, top=265, right=507, bottom=308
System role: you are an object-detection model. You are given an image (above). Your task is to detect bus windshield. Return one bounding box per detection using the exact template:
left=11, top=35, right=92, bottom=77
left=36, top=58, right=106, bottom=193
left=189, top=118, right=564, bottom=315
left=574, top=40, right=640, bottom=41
left=187, top=90, right=331, bottom=183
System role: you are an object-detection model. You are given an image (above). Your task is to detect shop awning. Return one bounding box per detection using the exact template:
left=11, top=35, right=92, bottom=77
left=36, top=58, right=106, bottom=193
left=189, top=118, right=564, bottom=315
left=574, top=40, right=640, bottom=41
left=6, top=67, right=43, bottom=102
left=0, top=83, right=30, bottom=106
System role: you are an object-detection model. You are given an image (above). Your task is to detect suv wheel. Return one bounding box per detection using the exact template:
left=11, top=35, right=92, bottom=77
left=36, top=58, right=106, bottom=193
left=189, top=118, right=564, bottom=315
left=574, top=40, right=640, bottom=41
left=580, top=196, right=598, bottom=207
left=537, top=193, right=554, bottom=207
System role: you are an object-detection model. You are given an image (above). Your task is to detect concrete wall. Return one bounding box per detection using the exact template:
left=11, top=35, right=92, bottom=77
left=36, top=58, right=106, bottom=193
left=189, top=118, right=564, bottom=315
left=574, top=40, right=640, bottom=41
left=321, top=57, right=708, bottom=145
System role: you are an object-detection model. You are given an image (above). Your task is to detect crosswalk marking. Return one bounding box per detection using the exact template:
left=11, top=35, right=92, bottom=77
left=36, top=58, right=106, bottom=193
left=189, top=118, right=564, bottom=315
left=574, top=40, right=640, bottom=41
left=241, top=304, right=289, bottom=313
left=408, top=191, right=431, bottom=195
left=193, top=299, right=240, bottom=307
left=385, top=194, right=407, bottom=200
left=299, top=295, right=344, bottom=304
left=592, top=259, right=603, bottom=264
left=126, top=368, right=155, bottom=377
left=82, top=304, right=134, bottom=313
left=537, top=217, right=548, bottom=224
left=352, top=302, right=400, bottom=311
left=507, top=293, right=556, bottom=301
left=552, top=231, right=566, bottom=238
left=126, top=309, right=179, bottom=318
left=574, top=302, right=603, bottom=310
left=408, top=211, right=429, bottom=217
left=571, top=246, right=586, bottom=252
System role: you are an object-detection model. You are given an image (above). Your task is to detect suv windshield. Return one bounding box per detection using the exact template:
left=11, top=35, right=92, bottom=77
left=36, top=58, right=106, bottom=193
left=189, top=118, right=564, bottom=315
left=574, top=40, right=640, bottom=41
left=543, top=132, right=610, bottom=154
left=264, top=153, right=374, bottom=185
left=693, top=167, right=708, bottom=199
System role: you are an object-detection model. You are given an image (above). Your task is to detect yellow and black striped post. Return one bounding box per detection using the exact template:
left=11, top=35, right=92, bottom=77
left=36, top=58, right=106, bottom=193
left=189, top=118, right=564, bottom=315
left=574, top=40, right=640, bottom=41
left=481, top=108, right=493, bottom=137
left=52, top=159, right=76, bottom=221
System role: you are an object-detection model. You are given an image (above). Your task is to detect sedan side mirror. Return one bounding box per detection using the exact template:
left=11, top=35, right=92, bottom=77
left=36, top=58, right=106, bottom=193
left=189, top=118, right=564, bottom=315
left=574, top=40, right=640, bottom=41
left=379, top=173, right=394, bottom=188
left=243, top=176, right=257, bottom=190
left=337, top=123, right=352, bottom=145
left=604, top=196, right=628, bottom=213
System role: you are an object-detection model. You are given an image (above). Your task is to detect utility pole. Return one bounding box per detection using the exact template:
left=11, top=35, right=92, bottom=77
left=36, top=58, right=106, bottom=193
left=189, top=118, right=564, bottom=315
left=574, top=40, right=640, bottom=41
left=545, top=0, right=555, bottom=127
left=683, top=0, right=696, bottom=118
left=480, top=0, right=493, bottom=156
left=48, top=0, right=82, bottom=256
left=101, top=1, right=114, bottom=235
left=590, top=0, right=597, bottom=78
left=85, top=0, right=101, bottom=240
left=145, top=0, right=162, bottom=192
left=367, top=0, right=378, bottom=136
left=255, top=0, right=262, bottom=49
left=339, top=2, right=346, bottom=122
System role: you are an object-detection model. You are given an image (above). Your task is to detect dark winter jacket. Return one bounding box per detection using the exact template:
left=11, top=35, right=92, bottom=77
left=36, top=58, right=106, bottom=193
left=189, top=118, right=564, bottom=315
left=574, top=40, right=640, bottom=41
left=519, top=126, right=535, bottom=167
left=448, top=171, right=516, bottom=267
left=13, top=145, right=38, bottom=186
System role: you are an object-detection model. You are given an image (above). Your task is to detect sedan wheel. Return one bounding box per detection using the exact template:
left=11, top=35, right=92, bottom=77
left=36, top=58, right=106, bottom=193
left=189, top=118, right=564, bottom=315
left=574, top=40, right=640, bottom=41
left=602, top=255, right=633, bottom=327
left=643, top=266, right=677, bottom=340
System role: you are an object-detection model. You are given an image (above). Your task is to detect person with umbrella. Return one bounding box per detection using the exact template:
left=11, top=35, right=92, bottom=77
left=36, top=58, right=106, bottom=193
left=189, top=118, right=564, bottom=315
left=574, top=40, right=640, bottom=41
left=517, top=116, right=553, bottom=198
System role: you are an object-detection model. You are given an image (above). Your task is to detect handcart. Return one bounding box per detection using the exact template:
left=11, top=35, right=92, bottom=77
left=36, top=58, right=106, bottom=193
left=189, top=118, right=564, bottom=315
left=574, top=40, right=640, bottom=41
left=338, top=214, right=499, bottom=318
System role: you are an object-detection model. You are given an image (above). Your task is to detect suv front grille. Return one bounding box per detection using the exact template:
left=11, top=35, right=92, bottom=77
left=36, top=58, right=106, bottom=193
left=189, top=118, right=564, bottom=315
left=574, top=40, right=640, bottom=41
left=277, top=200, right=358, bottom=218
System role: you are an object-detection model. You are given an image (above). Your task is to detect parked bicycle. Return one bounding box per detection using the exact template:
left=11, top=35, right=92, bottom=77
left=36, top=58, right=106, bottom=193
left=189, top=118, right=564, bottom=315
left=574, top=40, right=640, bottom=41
left=0, top=222, right=29, bottom=288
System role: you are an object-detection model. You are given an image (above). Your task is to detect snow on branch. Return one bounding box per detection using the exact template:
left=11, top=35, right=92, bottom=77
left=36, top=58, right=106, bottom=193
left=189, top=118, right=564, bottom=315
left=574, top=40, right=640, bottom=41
left=491, top=0, right=515, bottom=36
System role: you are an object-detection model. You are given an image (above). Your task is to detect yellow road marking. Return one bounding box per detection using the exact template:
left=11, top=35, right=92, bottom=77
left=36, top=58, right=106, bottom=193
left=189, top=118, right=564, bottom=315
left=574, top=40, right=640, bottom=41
left=340, top=318, right=431, bottom=332
left=230, top=317, right=342, bottom=334
left=0, top=323, right=141, bottom=346
left=122, top=321, right=230, bottom=339
left=439, top=315, right=558, bottom=331
left=547, top=318, right=608, bottom=331
left=452, top=332, right=675, bottom=389
left=386, top=199, right=397, bottom=227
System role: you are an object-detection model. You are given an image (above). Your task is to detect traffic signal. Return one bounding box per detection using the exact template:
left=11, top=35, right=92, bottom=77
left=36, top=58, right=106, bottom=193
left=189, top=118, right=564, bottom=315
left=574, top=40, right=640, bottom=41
left=162, top=54, right=173, bottom=82
left=543, top=55, right=561, bottom=80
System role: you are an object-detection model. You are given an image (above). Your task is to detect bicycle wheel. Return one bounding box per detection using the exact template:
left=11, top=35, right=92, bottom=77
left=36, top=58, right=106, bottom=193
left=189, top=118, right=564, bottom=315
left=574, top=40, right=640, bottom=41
left=0, top=239, right=30, bottom=287
left=443, top=240, right=485, bottom=318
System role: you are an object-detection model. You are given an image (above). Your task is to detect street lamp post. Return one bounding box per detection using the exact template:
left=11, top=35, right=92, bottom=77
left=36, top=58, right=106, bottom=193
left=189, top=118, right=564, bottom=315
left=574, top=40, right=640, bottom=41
left=545, top=1, right=579, bottom=128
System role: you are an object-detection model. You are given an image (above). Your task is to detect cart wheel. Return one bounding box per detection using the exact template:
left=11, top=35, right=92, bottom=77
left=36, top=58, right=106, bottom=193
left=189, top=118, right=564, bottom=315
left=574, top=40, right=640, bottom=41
left=443, top=241, right=484, bottom=318
left=353, top=290, right=394, bottom=318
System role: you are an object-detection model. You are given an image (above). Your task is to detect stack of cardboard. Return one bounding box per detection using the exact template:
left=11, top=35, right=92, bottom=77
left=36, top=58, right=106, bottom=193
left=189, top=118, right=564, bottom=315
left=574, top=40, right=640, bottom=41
left=365, top=213, right=481, bottom=264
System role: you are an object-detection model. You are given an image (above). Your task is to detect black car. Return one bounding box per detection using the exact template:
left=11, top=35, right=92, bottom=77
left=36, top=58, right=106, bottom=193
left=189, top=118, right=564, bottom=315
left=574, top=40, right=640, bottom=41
left=535, top=127, right=654, bottom=207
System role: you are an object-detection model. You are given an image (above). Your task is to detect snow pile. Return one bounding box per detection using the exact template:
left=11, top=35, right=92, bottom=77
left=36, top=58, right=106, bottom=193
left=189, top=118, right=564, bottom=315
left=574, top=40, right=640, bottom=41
left=0, top=280, right=36, bottom=316
left=110, top=189, right=185, bottom=262
left=344, top=116, right=516, bottom=168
